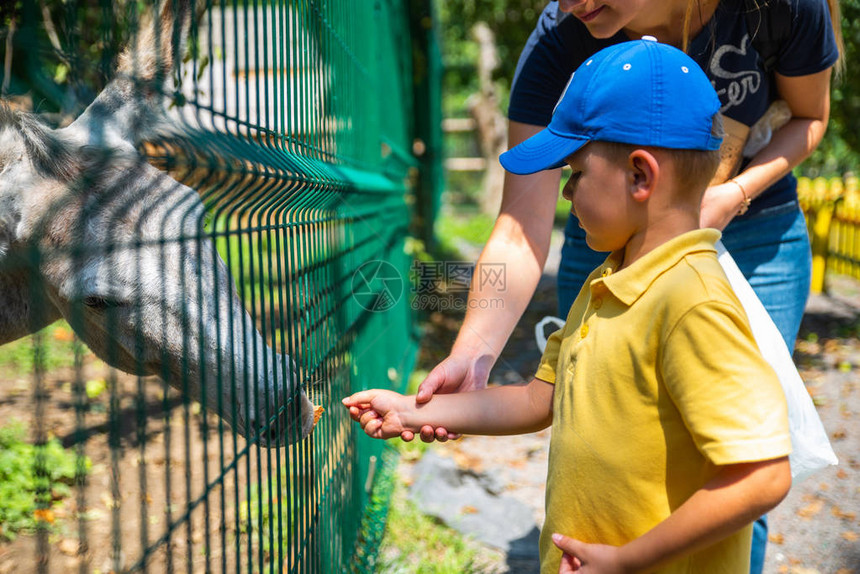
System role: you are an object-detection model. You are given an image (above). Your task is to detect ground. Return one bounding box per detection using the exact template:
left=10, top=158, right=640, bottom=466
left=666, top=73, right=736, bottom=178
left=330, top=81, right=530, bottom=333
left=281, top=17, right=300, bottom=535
left=1, top=258, right=858, bottom=573
left=391, top=239, right=860, bottom=574
left=0, top=355, right=308, bottom=573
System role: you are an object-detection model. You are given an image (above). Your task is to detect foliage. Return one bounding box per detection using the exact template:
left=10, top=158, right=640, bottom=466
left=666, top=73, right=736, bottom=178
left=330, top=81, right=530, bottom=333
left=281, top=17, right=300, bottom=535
left=439, top=0, right=860, bottom=177
left=0, top=322, right=90, bottom=376
left=237, top=475, right=298, bottom=564
left=0, top=0, right=134, bottom=118
left=809, top=0, right=860, bottom=177
left=433, top=209, right=496, bottom=261
left=0, top=420, right=90, bottom=541
left=438, top=0, right=545, bottom=117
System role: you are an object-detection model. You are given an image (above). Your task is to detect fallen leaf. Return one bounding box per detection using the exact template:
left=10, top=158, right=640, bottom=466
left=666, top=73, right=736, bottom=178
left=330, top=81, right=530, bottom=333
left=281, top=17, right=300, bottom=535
left=837, top=468, right=849, bottom=479
left=841, top=531, right=859, bottom=542
left=819, top=483, right=830, bottom=491
left=52, top=327, right=75, bottom=342
left=57, top=538, right=80, bottom=556
left=832, top=429, right=847, bottom=440
left=85, top=378, right=106, bottom=399
left=33, top=508, right=55, bottom=523
left=452, top=451, right=483, bottom=473
left=101, top=492, right=120, bottom=509
left=797, top=499, right=825, bottom=518
left=836, top=569, right=855, bottom=574
left=768, top=533, right=785, bottom=544
left=461, top=505, right=479, bottom=515
left=831, top=506, right=857, bottom=521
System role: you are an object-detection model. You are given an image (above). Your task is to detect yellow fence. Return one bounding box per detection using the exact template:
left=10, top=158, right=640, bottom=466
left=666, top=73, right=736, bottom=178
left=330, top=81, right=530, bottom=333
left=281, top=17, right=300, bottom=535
left=798, top=175, right=860, bottom=293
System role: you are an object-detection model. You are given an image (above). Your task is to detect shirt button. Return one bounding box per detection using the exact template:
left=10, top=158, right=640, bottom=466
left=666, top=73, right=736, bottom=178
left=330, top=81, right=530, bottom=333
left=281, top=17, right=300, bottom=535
left=580, top=324, right=589, bottom=338
left=592, top=297, right=602, bottom=309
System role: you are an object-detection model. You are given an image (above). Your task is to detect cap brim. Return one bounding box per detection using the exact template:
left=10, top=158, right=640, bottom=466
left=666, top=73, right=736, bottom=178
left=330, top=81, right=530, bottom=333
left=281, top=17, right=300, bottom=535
left=499, top=129, right=590, bottom=175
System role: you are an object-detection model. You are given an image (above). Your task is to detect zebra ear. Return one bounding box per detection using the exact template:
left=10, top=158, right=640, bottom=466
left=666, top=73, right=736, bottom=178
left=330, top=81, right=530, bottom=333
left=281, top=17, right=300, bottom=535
left=17, top=113, right=80, bottom=181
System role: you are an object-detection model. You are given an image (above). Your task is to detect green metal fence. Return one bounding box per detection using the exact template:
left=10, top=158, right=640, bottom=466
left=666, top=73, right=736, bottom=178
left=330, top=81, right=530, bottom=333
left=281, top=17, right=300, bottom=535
left=0, top=1, right=441, bottom=571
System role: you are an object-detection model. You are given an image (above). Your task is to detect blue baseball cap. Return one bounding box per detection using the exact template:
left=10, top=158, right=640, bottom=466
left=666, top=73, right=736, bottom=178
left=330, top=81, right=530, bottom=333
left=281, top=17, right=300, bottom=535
left=499, top=37, right=723, bottom=175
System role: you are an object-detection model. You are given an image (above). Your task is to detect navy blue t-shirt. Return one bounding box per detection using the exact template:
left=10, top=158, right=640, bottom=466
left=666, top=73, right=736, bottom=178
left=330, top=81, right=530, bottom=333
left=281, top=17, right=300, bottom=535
left=508, top=0, right=839, bottom=213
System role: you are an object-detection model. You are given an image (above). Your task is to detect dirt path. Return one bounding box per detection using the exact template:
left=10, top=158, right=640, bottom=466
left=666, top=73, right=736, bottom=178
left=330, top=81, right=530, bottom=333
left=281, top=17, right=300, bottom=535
left=0, top=360, right=315, bottom=574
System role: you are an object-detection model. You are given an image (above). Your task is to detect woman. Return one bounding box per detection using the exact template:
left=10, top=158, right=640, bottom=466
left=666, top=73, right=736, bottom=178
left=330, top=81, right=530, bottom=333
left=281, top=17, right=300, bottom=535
left=414, top=0, right=841, bottom=571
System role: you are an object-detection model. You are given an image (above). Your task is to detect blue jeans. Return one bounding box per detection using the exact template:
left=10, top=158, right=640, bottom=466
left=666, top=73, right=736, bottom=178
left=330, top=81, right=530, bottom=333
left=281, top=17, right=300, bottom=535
left=557, top=200, right=811, bottom=574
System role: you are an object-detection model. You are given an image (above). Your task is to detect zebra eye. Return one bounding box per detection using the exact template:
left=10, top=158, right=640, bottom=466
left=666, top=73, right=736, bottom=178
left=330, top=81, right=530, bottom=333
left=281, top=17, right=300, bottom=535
left=82, top=295, right=125, bottom=309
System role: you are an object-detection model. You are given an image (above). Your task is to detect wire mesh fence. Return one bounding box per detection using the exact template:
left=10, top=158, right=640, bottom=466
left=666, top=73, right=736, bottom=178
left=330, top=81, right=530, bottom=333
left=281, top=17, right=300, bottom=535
left=0, top=0, right=441, bottom=571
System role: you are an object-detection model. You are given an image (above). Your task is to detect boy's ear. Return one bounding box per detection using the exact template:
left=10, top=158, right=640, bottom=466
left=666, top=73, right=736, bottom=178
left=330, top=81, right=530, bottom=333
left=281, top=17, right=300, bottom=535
left=628, top=149, right=659, bottom=202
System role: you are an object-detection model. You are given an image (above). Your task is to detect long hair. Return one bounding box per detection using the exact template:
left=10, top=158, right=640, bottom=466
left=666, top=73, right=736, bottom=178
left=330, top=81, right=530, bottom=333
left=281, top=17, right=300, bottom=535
left=826, top=0, right=845, bottom=80
left=681, top=0, right=844, bottom=80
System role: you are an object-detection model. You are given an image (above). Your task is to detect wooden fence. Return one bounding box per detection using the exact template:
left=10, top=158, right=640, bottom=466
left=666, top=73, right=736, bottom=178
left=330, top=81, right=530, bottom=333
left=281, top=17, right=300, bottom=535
left=799, top=175, right=860, bottom=293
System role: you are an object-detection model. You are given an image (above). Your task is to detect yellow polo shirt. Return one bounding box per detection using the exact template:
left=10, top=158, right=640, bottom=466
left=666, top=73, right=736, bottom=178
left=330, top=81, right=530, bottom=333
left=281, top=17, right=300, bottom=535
left=536, top=229, right=791, bottom=574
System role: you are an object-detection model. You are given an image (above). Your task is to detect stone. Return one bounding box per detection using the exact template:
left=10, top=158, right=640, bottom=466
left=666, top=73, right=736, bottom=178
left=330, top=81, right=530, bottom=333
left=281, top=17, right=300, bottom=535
left=409, top=452, right=539, bottom=554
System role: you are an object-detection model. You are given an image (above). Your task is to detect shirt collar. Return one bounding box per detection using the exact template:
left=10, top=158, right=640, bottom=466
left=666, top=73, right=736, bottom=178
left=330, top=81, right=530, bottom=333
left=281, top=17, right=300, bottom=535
left=595, top=229, right=721, bottom=306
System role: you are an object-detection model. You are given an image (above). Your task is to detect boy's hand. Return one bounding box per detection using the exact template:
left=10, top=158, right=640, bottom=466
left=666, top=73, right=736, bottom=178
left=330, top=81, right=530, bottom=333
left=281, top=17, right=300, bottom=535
left=342, top=390, right=411, bottom=439
left=552, top=534, right=628, bottom=574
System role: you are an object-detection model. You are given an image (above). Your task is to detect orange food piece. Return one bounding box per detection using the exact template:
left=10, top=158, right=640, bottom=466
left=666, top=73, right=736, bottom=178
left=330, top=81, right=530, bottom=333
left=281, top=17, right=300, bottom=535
left=313, top=405, right=325, bottom=426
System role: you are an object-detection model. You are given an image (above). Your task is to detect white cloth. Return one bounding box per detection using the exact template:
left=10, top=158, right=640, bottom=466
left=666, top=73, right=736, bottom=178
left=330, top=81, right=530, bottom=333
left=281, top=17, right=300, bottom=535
left=535, top=241, right=838, bottom=482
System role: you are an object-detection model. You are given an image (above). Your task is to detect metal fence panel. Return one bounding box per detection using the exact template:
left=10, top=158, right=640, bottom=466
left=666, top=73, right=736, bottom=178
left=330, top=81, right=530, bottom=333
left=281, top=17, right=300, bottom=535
left=0, top=1, right=441, bottom=571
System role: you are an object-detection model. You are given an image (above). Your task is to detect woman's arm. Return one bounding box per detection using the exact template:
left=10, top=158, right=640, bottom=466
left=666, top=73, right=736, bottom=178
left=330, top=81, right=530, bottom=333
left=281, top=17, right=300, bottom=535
left=415, top=121, right=562, bottom=404
left=344, top=378, right=554, bottom=439
left=700, top=67, right=832, bottom=230
left=552, top=457, right=792, bottom=573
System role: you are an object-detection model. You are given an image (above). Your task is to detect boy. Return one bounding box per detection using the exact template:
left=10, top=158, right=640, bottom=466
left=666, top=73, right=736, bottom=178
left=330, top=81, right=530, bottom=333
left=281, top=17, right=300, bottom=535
left=343, top=38, right=791, bottom=573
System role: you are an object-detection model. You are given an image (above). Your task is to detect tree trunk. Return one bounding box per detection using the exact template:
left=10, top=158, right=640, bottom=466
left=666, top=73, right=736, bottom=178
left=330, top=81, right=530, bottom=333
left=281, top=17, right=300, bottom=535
left=467, top=22, right=507, bottom=216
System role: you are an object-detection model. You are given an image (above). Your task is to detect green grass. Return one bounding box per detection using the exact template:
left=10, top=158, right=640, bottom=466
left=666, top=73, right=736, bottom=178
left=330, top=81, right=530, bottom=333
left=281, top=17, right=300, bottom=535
left=433, top=210, right=497, bottom=262
left=376, top=469, right=493, bottom=574
left=373, top=372, right=500, bottom=573
left=555, top=194, right=571, bottom=226
left=0, top=322, right=90, bottom=377
left=436, top=211, right=496, bottom=246
left=0, top=420, right=90, bottom=541
left=436, top=174, right=572, bottom=260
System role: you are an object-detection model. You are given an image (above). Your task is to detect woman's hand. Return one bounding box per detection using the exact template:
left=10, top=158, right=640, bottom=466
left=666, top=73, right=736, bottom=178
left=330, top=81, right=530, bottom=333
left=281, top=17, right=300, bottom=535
left=408, top=120, right=561, bottom=443
left=699, top=181, right=746, bottom=231
left=410, top=351, right=494, bottom=442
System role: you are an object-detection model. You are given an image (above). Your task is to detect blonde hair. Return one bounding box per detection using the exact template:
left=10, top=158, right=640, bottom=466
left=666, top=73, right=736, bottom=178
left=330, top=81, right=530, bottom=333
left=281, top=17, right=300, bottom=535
left=600, top=114, right=724, bottom=199
left=827, top=0, right=845, bottom=80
